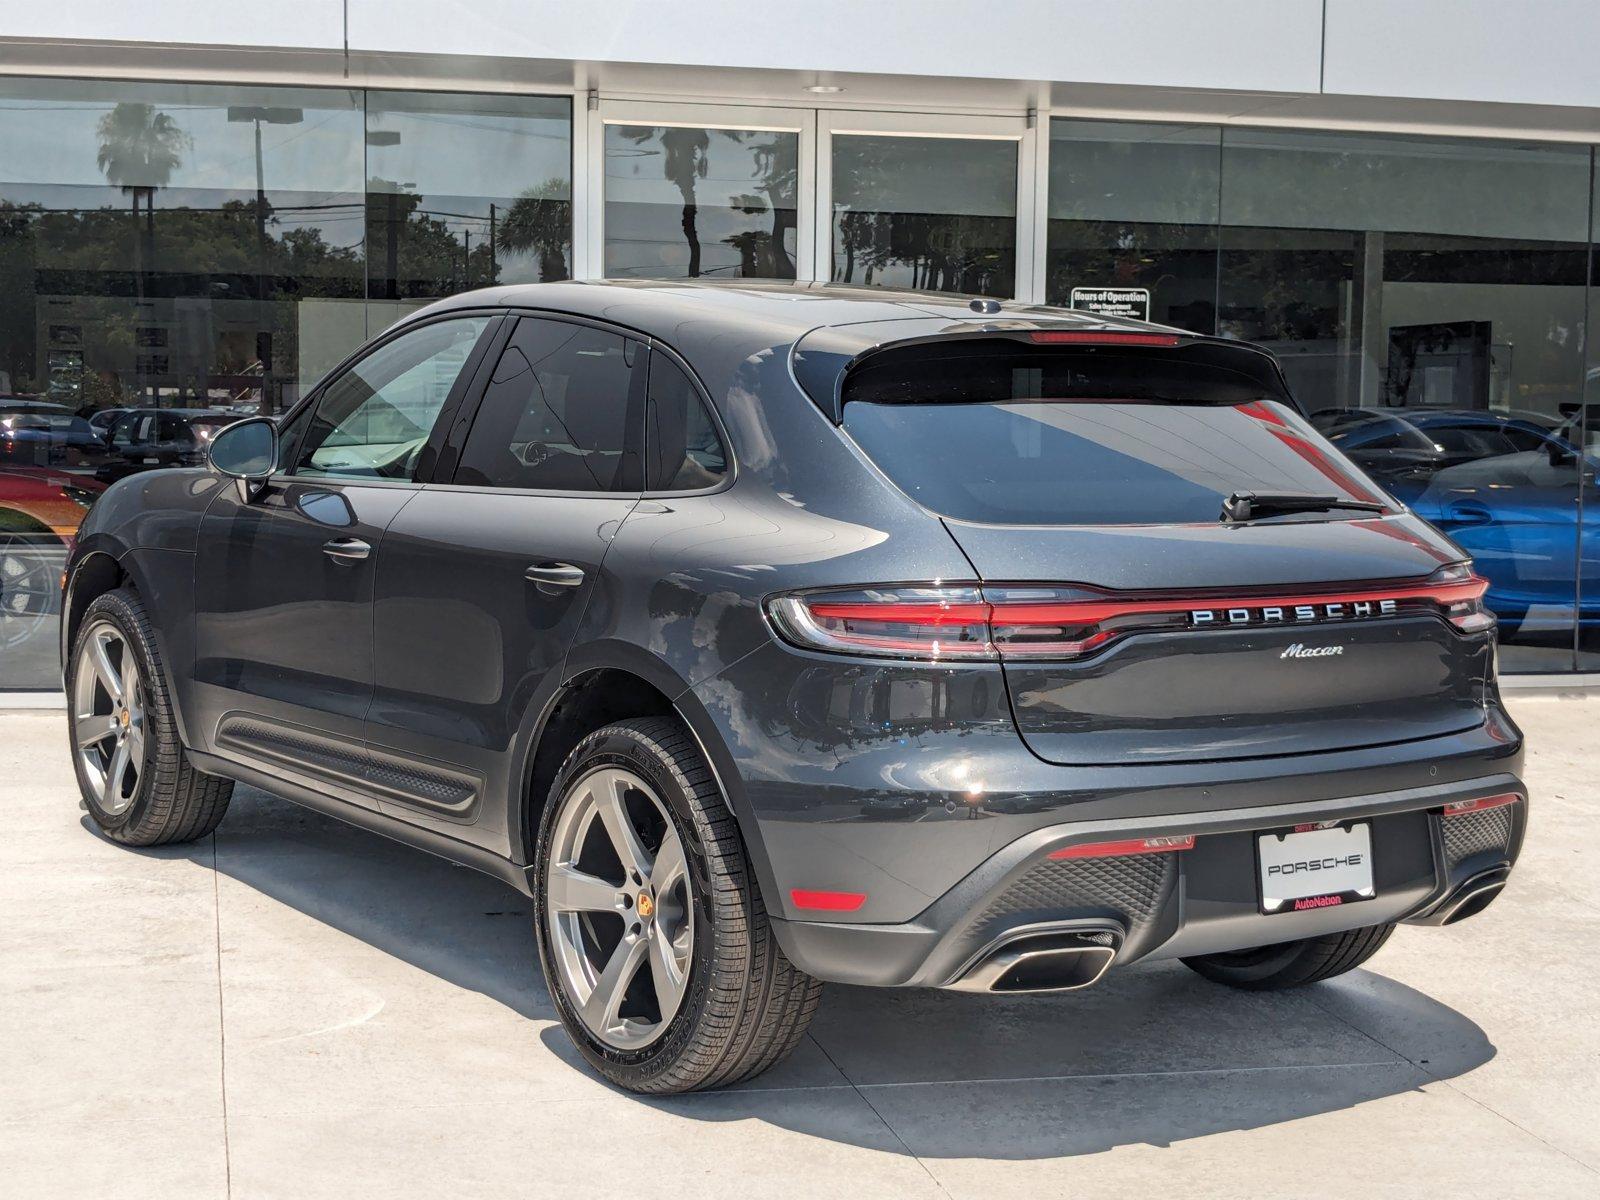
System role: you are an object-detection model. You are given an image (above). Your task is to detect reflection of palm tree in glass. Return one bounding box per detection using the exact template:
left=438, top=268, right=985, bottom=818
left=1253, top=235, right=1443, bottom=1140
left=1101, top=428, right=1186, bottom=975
left=499, top=177, right=573, bottom=281
left=832, top=138, right=1012, bottom=296
left=96, top=102, right=190, bottom=398
left=615, top=127, right=711, bottom=276
left=722, top=133, right=797, bottom=279
left=96, top=103, right=190, bottom=277
left=614, top=127, right=796, bottom=279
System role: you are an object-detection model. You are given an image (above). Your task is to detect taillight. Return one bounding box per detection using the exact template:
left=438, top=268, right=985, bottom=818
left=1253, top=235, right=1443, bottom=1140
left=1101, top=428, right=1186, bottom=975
left=767, top=587, right=995, bottom=661
left=767, top=565, right=1494, bottom=664
left=1431, top=562, right=1495, bottom=634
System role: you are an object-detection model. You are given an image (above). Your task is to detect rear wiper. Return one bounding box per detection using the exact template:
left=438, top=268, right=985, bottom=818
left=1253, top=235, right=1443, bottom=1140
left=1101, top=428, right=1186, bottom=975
left=1221, top=491, right=1387, bottom=522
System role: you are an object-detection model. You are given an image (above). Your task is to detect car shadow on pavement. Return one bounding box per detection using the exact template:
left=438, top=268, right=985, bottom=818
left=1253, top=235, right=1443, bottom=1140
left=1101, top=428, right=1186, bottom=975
left=186, top=786, right=1496, bottom=1159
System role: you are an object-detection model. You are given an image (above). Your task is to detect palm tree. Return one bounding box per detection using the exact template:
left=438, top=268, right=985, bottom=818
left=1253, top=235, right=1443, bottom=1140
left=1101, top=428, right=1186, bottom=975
left=721, top=131, right=797, bottom=278
left=96, top=103, right=189, bottom=400
left=96, top=102, right=190, bottom=264
left=498, top=177, right=573, bottom=281
left=613, top=126, right=712, bottom=277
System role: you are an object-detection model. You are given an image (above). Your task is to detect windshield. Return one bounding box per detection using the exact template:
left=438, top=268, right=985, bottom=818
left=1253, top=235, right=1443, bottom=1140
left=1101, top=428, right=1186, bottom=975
left=842, top=399, right=1390, bottom=526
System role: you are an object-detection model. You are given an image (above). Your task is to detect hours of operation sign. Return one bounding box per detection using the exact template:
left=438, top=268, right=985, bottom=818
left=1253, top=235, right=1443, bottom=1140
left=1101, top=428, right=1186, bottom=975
left=1069, top=287, right=1151, bottom=322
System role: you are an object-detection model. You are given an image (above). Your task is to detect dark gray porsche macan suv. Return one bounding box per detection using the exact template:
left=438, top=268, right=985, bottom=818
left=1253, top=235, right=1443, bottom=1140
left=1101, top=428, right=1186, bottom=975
left=61, top=281, right=1526, bottom=1093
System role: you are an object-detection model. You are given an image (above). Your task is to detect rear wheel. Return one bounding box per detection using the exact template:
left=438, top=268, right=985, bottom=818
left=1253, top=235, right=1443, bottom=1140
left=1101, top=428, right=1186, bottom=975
left=1181, top=923, right=1396, bottom=990
left=67, top=588, right=232, bottom=846
left=533, top=717, right=821, bottom=1094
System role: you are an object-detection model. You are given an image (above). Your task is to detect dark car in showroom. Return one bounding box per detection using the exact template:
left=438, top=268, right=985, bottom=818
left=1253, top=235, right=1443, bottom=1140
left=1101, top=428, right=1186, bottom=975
left=0, top=403, right=108, bottom=472
left=94, top=407, right=238, bottom=484
left=60, top=282, right=1526, bottom=1094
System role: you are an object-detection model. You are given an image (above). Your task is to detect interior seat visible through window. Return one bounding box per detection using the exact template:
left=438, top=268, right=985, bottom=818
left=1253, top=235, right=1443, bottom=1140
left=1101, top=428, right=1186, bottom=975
left=453, top=318, right=644, bottom=492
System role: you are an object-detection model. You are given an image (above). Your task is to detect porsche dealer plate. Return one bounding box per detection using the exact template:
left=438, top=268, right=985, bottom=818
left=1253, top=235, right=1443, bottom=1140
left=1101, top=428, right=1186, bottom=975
left=1257, top=823, right=1375, bottom=914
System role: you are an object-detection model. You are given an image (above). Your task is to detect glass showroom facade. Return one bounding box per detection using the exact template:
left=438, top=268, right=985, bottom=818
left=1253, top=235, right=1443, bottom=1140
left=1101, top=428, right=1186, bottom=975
left=3, top=73, right=1600, bottom=686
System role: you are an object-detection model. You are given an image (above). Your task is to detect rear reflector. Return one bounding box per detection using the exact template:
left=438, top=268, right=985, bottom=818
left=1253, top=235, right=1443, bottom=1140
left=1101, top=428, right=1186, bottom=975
left=790, top=889, right=867, bottom=912
left=1442, top=793, right=1521, bottom=817
left=1049, top=835, right=1196, bottom=860
left=1028, top=330, right=1181, bottom=347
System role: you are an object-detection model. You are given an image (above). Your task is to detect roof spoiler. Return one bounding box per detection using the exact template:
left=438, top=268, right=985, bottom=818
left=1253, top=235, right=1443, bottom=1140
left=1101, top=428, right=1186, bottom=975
left=791, top=321, right=1299, bottom=422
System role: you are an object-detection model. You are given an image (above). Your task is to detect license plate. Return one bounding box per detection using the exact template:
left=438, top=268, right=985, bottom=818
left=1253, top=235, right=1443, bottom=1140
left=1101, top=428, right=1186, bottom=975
left=1257, top=822, right=1375, bottom=915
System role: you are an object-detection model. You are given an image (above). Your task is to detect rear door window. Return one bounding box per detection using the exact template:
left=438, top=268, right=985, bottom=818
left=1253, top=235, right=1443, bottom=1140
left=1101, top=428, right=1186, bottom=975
left=454, top=317, right=645, bottom=492
left=840, top=343, right=1384, bottom=526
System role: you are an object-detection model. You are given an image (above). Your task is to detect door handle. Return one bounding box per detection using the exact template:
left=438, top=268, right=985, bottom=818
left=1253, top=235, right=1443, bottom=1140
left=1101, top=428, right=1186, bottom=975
left=525, top=562, right=585, bottom=590
left=1445, top=500, right=1494, bottom=528
left=322, top=537, right=372, bottom=562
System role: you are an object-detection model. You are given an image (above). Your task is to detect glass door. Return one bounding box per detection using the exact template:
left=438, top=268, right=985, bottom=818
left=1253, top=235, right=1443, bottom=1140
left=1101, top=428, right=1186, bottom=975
left=591, top=100, right=814, bottom=281
left=816, top=111, right=1034, bottom=298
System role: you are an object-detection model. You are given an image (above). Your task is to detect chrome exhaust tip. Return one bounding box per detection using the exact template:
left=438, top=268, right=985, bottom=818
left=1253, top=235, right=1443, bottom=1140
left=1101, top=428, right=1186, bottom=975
left=1436, top=868, right=1510, bottom=925
left=1410, top=866, right=1511, bottom=926
left=950, top=927, right=1122, bottom=994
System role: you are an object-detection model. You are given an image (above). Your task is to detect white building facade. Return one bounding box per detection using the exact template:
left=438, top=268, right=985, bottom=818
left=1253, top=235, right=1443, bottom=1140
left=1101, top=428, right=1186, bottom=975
left=6, top=1, right=1600, bottom=686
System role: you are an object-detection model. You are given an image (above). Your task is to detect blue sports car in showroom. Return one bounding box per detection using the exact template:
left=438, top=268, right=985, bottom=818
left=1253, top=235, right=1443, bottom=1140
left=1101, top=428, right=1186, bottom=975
left=1316, top=408, right=1596, bottom=640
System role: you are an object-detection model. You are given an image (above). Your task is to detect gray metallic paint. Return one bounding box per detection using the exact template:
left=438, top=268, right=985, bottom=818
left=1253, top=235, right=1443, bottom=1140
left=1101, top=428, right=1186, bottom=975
left=61, top=280, right=1526, bottom=986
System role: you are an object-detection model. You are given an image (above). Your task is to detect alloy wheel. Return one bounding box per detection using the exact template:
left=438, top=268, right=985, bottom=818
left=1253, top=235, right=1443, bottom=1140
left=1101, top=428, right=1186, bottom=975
left=546, top=767, right=695, bottom=1051
left=72, top=622, right=146, bottom=816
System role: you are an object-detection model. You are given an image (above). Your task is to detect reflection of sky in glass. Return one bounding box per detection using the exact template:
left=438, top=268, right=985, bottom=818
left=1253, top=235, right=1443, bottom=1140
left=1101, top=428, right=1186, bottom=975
left=832, top=135, right=1015, bottom=218
left=0, top=78, right=363, bottom=192
left=1049, top=120, right=1219, bottom=225
left=364, top=93, right=571, bottom=200
left=1220, top=129, right=1588, bottom=242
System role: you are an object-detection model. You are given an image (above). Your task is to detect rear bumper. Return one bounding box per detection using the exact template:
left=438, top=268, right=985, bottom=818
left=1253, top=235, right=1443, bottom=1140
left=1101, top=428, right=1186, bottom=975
left=769, top=773, right=1527, bottom=989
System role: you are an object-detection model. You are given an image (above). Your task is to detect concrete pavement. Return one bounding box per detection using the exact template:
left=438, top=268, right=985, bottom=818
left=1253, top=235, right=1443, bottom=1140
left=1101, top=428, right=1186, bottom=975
left=3, top=696, right=1598, bottom=1198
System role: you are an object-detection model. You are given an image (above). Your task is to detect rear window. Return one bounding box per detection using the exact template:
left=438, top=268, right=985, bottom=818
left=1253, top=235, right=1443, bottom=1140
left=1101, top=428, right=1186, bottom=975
left=844, top=347, right=1382, bottom=524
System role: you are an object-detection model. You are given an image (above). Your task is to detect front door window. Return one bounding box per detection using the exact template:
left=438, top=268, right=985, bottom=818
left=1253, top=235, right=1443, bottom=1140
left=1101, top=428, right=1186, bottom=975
left=293, top=315, right=492, bottom=481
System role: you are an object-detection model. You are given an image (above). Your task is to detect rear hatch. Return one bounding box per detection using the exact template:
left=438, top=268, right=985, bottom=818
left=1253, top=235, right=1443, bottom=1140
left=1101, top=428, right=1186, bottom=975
left=833, top=331, right=1492, bottom=766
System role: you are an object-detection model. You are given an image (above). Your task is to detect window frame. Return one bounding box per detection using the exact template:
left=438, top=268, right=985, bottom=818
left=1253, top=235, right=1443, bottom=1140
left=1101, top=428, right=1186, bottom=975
left=275, top=308, right=506, bottom=489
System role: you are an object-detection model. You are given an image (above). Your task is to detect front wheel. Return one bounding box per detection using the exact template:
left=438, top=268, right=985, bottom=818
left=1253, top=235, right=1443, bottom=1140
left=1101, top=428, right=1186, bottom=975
left=1181, top=923, right=1396, bottom=990
left=533, top=717, right=821, bottom=1094
left=66, top=588, right=232, bottom=846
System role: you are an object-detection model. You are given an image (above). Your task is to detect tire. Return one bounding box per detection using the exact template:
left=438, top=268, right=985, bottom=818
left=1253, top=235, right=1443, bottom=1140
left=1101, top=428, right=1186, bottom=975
left=533, top=716, right=822, bottom=1094
left=1181, top=923, right=1396, bottom=991
left=66, top=587, right=232, bottom=846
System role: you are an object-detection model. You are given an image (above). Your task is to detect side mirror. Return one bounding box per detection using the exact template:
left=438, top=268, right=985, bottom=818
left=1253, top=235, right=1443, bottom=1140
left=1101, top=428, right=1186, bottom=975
left=207, top=417, right=278, bottom=502
left=1547, top=441, right=1575, bottom=468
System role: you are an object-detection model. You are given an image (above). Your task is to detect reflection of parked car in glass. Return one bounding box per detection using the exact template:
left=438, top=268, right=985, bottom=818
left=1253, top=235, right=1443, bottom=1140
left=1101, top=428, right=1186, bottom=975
left=0, top=466, right=104, bottom=543
left=85, top=407, right=135, bottom=440
left=0, top=406, right=110, bottom=471
left=96, top=409, right=237, bottom=483
left=1313, top=407, right=1559, bottom=487
left=1, top=466, right=103, bottom=677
